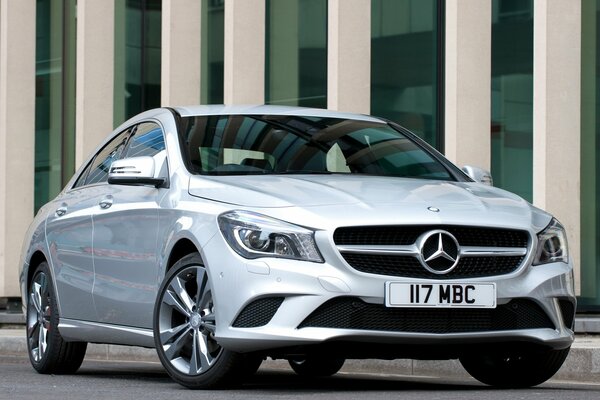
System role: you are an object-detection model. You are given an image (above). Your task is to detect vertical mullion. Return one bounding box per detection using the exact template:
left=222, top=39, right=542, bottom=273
left=61, top=0, right=67, bottom=184
left=141, top=0, right=147, bottom=110
left=436, top=0, right=445, bottom=153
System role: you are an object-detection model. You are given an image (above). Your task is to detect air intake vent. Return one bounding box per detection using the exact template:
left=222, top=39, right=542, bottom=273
left=232, top=297, right=284, bottom=328
left=298, top=297, right=554, bottom=333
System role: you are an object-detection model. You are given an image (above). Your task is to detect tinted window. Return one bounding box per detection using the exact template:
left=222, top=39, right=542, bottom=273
left=84, top=129, right=131, bottom=185
left=72, top=162, right=92, bottom=189
left=179, top=115, right=456, bottom=180
left=122, top=122, right=166, bottom=158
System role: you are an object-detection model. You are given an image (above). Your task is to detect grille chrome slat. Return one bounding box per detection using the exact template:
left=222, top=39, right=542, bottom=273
left=460, top=246, right=527, bottom=257
left=336, top=244, right=418, bottom=255
left=337, top=244, right=527, bottom=258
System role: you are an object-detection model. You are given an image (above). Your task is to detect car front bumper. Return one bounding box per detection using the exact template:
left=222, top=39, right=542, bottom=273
left=204, top=231, right=576, bottom=355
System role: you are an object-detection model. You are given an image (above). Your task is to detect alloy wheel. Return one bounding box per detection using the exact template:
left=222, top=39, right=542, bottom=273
left=27, top=271, right=51, bottom=362
left=156, top=265, right=222, bottom=375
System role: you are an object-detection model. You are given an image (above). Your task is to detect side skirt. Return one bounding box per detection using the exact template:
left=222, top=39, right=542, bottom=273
left=59, top=318, right=155, bottom=348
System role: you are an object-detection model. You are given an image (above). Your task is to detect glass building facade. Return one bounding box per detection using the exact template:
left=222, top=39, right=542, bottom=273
left=34, top=0, right=76, bottom=212
left=371, top=0, right=444, bottom=149
left=114, top=0, right=162, bottom=126
left=7, top=0, right=595, bottom=312
left=490, top=0, right=534, bottom=202
left=580, top=0, right=600, bottom=311
left=265, top=0, right=328, bottom=108
left=201, top=0, right=225, bottom=104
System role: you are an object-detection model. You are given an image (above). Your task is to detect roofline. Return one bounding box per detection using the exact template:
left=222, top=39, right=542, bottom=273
left=171, top=104, right=384, bottom=123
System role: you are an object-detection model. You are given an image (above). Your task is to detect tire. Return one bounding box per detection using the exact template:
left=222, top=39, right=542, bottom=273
left=459, top=346, right=570, bottom=388
left=288, top=356, right=345, bottom=377
left=26, top=262, right=87, bottom=374
left=153, top=253, right=245, bottom=389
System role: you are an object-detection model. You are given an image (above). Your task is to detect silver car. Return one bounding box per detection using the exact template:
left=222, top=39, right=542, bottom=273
left=20, top=105, right=576, bottom=389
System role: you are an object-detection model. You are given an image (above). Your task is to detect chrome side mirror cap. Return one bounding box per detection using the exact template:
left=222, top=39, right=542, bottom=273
left=108, top=156, right=165, bottom=188
left=462, top=165, right=493, bottom=186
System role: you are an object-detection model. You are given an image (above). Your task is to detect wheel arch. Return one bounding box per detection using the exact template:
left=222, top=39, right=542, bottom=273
left=27, top=251, right=49, bottom=292
left=166, top=238, right=201, bottom=274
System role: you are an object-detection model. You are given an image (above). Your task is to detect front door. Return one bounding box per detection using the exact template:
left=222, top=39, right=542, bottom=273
left=91, top=121, right=167, bottom=328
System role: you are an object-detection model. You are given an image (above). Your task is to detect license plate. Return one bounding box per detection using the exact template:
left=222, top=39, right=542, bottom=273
left=385, top=282, right=497, bottom=308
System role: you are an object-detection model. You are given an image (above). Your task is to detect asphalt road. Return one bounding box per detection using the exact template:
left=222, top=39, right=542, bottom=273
left=1, top=355, right=599, bottom=400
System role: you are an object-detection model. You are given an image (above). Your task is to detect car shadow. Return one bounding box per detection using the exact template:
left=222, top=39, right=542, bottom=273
left=246, top=369, right=484, bottom=392
left=75, top=360, right=584, bottom=394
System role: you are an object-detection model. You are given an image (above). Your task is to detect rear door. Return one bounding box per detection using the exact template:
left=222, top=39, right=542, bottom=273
left=45, top=128, right=131, bottom=321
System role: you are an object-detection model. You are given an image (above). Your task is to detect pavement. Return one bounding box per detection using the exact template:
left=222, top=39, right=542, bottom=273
left=1, top=311, right=599, bottom=384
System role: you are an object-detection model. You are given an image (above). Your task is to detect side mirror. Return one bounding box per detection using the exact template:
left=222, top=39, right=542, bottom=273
left=108, top=156, right=165, bottom=188
left=462, top=165, right=493, bottom=186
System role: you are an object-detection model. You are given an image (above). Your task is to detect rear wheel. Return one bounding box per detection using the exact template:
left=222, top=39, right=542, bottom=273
left=154, top=253, right=245, bottom=389
left=288, top=356, right=345, bottom=377
left=459, top=346, right=570, bottom=388
left=26, top=262, right=87, bottom=374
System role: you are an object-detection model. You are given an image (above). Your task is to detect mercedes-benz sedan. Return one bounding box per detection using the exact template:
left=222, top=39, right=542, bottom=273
left=20, top=105, right=576, bottom=389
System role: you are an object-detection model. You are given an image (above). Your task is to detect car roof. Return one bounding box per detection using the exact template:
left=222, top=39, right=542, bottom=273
left=172, top=104, right=384, bottom=123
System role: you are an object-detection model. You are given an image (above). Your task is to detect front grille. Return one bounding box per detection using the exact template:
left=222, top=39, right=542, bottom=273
left=342, top=253, right=524, bottom=279
left=232, top=297, right=284, bottom=328
left=334, top=225, right=529, bottom=279
left=298, top=297, right=555, bottom=333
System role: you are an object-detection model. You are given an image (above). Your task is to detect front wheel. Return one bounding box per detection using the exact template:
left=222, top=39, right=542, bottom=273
left=26, top=262, right=87, bottom=374
left=153, top=254, right=244, bottom=389
left=459, top=346, right=570, bottom=388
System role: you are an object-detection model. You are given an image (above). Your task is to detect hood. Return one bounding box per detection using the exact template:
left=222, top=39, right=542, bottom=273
left=188, top=174, right=549, bottom=231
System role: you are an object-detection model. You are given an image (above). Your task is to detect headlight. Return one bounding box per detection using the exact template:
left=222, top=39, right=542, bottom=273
left=533, top=218, right=568, bottom=265
left=218, top=211, right=323, bottom=263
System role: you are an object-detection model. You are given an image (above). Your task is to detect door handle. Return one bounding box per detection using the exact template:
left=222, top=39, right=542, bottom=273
left=99, top=196, right=113, bottom=209
left=55, top=205, right=68, bottom=217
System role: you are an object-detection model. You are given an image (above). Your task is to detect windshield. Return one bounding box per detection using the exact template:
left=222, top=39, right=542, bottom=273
left=179, top=114, right=457, bottom=181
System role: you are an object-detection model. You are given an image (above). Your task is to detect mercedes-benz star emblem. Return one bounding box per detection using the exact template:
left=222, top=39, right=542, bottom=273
left=418, top=230, right=461, bottom=274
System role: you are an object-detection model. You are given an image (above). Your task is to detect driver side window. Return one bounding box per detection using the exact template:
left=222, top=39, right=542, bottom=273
left=72, top=121, right=167, bottom=189
left=73, top=128, right=132, bottom=188
left=122, top=122, right=166, bottom=159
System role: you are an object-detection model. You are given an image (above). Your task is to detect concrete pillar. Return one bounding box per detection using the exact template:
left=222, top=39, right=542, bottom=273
left=223, top=0, right=265, bottom=105
left=76, top=0, right=115, bottom=167
left=533, top=0, right=581, bottom=291
left=444, top=0, right=491, bottom=170
left=161, top=0, right=201, bottom=106
left=0, top=0, right=36, bottom=297
left=327, top=0, right=370, bottom=114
